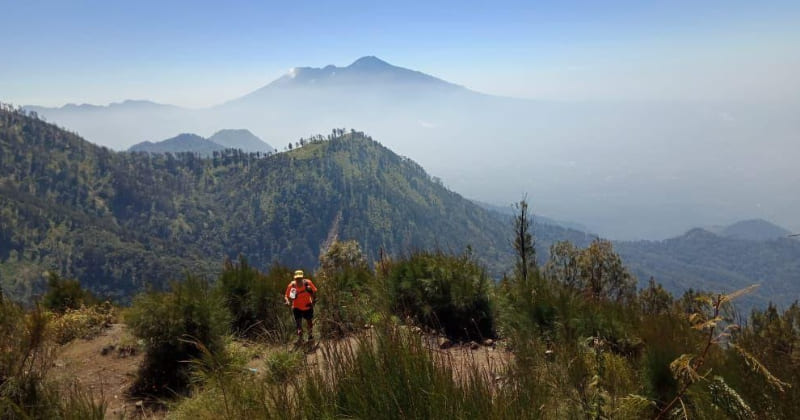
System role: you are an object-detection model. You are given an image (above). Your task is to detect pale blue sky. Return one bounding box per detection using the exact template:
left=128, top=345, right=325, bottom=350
left=1, top=0, right=798, bottom=107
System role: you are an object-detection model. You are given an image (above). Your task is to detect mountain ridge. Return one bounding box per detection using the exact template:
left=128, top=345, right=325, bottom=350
left=129, top=130, right=274, bottom=155
left=0, top=108, right=512, bottom=302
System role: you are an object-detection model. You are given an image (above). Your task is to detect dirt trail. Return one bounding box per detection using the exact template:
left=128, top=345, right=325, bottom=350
left=51, top=325, right=510, bottom=419
left=245, top=329, right=511, bottom=384
left=49, top=323, right=153, bottom=419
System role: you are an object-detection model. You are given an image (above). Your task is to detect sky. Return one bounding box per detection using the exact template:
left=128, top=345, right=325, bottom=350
left=1, top=0, right=799, bottom=107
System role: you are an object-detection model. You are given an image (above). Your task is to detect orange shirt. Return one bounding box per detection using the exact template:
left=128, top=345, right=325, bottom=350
left=285, top=279, right=317, bottom=310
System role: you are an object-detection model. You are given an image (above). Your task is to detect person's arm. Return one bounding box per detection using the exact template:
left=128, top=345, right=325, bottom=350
left=308, top=280, right=318, bottom=302
left=284, top=284, right=291, bottom=306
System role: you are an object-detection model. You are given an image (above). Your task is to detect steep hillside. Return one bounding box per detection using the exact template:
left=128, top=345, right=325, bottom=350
left=23, top=58, right=800, bottom=240
left=0, top=109, right=511, bottom=301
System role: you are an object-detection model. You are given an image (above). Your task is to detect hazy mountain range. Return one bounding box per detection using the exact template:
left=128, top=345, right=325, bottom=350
left=23, top=56, right=800, bottom=240
left=129, top=129, right=274, bottom=156
left=3, top=108, right=798, bottom=312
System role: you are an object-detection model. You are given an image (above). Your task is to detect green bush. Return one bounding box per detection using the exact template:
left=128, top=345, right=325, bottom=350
left=216, top=257, right=293, bottom=340
left=316, top=240, right=376, bottom=338
left=50, top=302, right=114, bottom=345
left=385, top=250, right=495, bottom=341
left=42, top=273, right=96, bottom=313
left=264, top=349, right=303, bottom=384
left=126, top=275, right=230, bottom=397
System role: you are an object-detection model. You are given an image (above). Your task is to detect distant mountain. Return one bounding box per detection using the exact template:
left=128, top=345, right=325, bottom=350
left=28, top=99, right=176, bottom=113
left=20, top=56, right=800, bottom=241
left=615, top=227, right=800, bottom=312
left=473, top=200, right=593, bottom=234
left=3, top=108, right=799, bottom=314
left=129, top=133, right=225, bottom=156
left=207, top=129, right=274, bottom=153
left=705, top=219, right=792, bottom=241
left=237, top=56, right=463, bottom=100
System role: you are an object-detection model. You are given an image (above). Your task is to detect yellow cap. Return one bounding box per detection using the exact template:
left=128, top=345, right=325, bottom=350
left=293, top=270, right=304, bottom=279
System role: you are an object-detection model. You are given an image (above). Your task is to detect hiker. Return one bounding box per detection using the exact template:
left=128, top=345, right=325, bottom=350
left=285, top=270, right=318, bottom=342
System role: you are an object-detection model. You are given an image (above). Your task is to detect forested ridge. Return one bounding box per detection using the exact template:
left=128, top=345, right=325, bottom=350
left=0, top=108, right=513, bottom=301
left=2, top=106, right=799, bottom=313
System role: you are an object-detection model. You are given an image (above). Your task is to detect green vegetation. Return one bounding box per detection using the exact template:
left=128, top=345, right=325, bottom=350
left=2, top=106, right=799, bottom=418
left=42, top=273, right=96, bottom=313
left=0, top=107, right=510, bottom=304
left=125, top=275, right=230, bottom=397
left=0, top=298, right=106, bottom=418
left=615, top=228, right=800, bottom=310
left=216, top=257, right=293, bottom=340
left=316, top=240, right=376, bottom=338
left=3, top=107, right=799, bottom=315
left=384, top=250, right=495, bottom=341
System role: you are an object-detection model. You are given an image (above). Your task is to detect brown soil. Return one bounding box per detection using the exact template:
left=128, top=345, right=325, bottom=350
left=49, top=323, right=158, bottom=419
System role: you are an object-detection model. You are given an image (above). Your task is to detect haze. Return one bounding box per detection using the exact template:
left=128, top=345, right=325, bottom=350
left=2, top=0, right=799, bottom=239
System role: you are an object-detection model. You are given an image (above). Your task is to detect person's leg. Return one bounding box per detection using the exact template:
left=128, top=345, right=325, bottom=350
left=293, top=308, right=303, bottom=340
left=305, top=308, right=314, bottom=341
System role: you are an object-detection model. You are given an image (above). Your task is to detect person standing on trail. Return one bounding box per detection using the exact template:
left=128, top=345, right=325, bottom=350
left=285, top=270, right=318, bottom=342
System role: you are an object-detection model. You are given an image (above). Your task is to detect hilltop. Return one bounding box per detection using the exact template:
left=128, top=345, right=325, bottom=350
left=22, top=57, right=800, bottom=240
left=129, top=129, right=274, bottom=155
left=0, top=109, right=512, bottom=301
left=129, top=133, right=225, bottom=156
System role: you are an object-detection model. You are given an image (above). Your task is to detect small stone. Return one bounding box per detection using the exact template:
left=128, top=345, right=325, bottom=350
left=470, top=341, right=480, bottom=350
left=482, top=339, right=494, bottom=347
left=438, top=338, right=454, bottom=349
left=100, top=344, right=116, bottom=356
left=135, top=400, right=144, bottom=408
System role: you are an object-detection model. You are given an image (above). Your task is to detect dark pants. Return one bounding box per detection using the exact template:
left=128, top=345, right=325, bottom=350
left=293, top=307, right=314, bottom=331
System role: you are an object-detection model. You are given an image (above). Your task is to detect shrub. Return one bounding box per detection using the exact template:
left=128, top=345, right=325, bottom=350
left=384, top=250, right=495, bottom=341
left=264, top=349, right=303, bottom=384
left=42, top=273, right=96, bottom=313
left=0, top=299, right=106, bottom=418
left=316, top=240, right=376, bottom=338
left=216, top=257, right=293, bottom=340
left=126, top=275, right=230, bottom=397
left=50, top=302, right=115, bottom=345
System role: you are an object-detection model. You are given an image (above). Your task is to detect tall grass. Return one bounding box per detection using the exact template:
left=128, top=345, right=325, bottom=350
left=0, top=299, right=106, bottom=419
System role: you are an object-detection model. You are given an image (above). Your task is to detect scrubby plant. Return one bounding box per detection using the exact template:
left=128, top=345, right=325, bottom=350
left=42, top=273, right=96, bottom=313
left=216, top=257, right=293, bottom=340
left=0, top=299, right=106, bottom=418
left=264, top=349, right=303, bottom=384
left=650, top=285, right=788, bottom=419
left=126, top=275, right=230, bottom=397
left=316, top=240, right=376, bottom=338
left=384, top=249, right=495, bottom=341
left=50, top=301, right=114, bottom=344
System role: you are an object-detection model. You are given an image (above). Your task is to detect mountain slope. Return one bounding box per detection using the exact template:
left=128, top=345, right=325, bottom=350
left=717, top=219, right=792, bottom=241
left=615, top=228, right=800, bottom=311
left=207, top=129, right=274, bottom=153
left=23, top=57, right=800, bottom=240
left=129, top=133, right=225, bottom=155
left=0, top=109, right=512, bottom=301
left=241, top=56, right=463, bottom=96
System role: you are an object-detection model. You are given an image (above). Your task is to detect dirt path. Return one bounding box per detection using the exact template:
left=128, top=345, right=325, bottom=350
left=49, top=323, right=153, bottom=419
left=52, top=325, right=511, bottom=419
left=245, top=329, right=511, bottom=385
